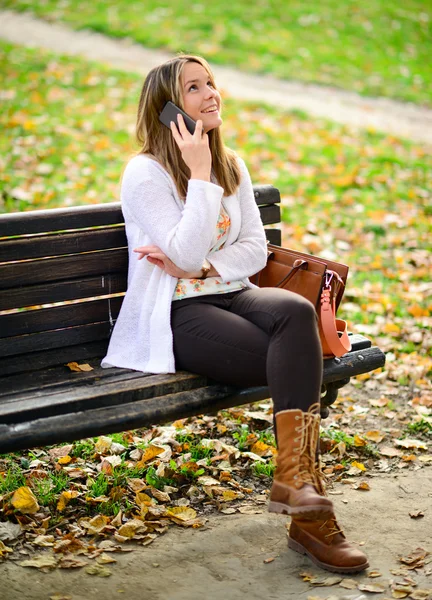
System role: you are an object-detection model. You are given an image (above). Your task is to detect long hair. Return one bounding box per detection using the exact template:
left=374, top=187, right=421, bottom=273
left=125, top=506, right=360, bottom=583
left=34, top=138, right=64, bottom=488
left=136, top=55, right=241, bottom=199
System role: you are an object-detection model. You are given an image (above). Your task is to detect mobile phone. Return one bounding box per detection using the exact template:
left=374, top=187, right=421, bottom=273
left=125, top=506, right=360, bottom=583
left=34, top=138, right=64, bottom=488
left=159, top=101, right=196, bottom=135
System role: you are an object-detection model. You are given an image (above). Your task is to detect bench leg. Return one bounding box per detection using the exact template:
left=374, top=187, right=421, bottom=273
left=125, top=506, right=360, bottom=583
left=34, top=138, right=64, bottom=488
left=320, top=378, right=350, bottom=418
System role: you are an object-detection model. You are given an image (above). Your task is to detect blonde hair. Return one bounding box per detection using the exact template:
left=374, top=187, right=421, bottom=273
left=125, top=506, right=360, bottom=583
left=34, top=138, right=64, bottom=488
left=136, top=55, right=241, bottom=199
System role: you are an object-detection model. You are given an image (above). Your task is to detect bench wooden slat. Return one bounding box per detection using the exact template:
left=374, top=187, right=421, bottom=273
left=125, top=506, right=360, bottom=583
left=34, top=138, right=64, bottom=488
left=0, top=185, right=280, bottom=237
left=0, top=227, right=126, bottom=262
left=259, top=204, right=280, bottom=226
left=264, top=229, right=281, bottom=246
left=0, top=341, right=109, bottom=377
left=0, top=322, right=112, bottom=358
left=0, top=273, right=127, bottom=311
left=0, top=248, right=128, bottom=290
left=0, top=297, right=123, bottom=339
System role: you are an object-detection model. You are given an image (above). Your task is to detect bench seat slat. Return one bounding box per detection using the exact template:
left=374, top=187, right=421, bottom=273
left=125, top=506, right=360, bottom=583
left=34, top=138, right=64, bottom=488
left=0, top=248, right=128, bottom=290
left=0, top=274, right=127, bottom=311
left=0, top=227, right=126, bottom=262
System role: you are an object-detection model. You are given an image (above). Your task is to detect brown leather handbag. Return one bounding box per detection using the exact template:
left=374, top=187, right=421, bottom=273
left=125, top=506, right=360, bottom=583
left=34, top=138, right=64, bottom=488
left=252, top=245, right=351, bottom=358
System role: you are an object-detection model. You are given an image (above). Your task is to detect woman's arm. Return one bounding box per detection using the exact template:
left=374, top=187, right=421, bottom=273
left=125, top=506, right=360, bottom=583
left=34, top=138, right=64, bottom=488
left=208, top=158, right=268, bottom=281
left=122, top=156, right=223, bottom=273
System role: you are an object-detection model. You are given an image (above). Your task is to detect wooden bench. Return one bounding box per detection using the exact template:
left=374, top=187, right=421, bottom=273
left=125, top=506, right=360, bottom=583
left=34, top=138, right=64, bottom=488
left=0, top=185, right=386, bottom=453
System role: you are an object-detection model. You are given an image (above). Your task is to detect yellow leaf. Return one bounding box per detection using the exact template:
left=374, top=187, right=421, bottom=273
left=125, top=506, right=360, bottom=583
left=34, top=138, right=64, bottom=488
left=167, top=507, right=197, bottom=522
left=250, top=441, right=270, bottom=456
left=364, top=430, right=385, bottom=443
left=354, top=435, right=367, bottom=447
left=351, top=461, right=366, bottom=471
left=383, top=323, right=401, bottom=334
left=0, top=541, right=14, bottom=557
left=222, top=490, right=241, bottom=502
left=57, top=455, right=72, bottom=465
left=118, top=519, right=147, bottom=538
left=136, top=445, right=164, bottom=467
left=65, top=362, right=93, bottom=372
left=11, top=486, right=40, bottom=514
left=57, top=490, right=78, bottom=512
left=135, top=492, right=154, bottom=507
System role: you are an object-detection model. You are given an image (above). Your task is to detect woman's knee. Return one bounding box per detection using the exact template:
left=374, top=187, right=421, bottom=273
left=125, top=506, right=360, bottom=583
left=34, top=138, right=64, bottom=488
left=260, top=288, right=317, bottom=323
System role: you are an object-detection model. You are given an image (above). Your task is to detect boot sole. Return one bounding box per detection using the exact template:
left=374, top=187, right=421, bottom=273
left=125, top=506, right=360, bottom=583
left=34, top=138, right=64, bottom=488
left=288, top=537, right=369, bottom=574
left=268, top=500, right=334, bottom=520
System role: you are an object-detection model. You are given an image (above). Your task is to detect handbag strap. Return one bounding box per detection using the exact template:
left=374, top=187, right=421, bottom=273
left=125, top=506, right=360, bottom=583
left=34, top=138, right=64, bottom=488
left=320, top=275, right=351, bottom=357
left=275, top=259, right=308, bottom=288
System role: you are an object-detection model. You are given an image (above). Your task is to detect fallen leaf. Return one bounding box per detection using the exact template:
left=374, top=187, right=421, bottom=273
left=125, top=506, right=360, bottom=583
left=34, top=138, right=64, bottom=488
left=85, top=564, right=111, bottom=577
left=409, top=590, right=432, bottom=600
left=118, top=519, right=147, bottom=539
left=339, top=578, right=358, bottom=589
left=167, top=507, right=197, bottom=522
left=368, top=570, right=382, bottom=578
left=364, top=430, right=385, bottom=443
left=34, top=535, right=55, bottom=547
left=57, top=455, right=72, bottom=465
left=57, top=490, right=78, bottom=512
left=380, top=447, right=402, bottom=458
left=66, top=361, right=93, bottom=372
left=309, top=575, right=342, bottom=586
left=263, top=557, right=275, bottom=564
left=50, top=595, right=73, bottom=600
left=11, top=486, right=40, bottom=514
left=96, top=552, right=117, bottom=564
left=0, top=521, right=22, bottom=542
left=0, top=541, right=14, bottom=557
left=395, top=439, right=428, bottom=450
left=354, top=435, right=367, bottom=447
left=136, top=445, right=165, bottom=467
left=358, top=582, right=386, bottom=592
left=353, top=481, right=371, bottom=491
left=409, top=510, right=425, bottom=519
left=19, top=554, right=58, bottom=570
left=58, top=555, right=89, bottom=569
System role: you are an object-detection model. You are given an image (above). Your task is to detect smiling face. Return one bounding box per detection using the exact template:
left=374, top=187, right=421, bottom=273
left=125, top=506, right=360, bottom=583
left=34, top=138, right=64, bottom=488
left=180, top=62, right=222, bottom=133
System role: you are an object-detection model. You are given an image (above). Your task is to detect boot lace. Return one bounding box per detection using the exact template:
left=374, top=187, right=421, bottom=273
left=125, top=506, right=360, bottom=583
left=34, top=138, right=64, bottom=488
left=319, top=519, right=344, bottom=539
left=294, top=404, right=321, bottom=486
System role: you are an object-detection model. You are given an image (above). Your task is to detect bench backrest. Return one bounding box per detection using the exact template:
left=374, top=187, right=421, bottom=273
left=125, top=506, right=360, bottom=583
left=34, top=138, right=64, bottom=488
left=0, top=185, right=280, bottom=376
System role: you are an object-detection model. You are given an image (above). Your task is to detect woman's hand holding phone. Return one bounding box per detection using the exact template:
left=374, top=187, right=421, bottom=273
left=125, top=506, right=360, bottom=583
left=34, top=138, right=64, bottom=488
left=170, top=115, right=212, bottom=182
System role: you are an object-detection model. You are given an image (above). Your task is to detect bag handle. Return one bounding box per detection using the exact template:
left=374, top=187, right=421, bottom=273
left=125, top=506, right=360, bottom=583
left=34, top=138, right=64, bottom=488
left=254, top=258, right=308, bottom=288
left=320, top=271, right=351, bottom=357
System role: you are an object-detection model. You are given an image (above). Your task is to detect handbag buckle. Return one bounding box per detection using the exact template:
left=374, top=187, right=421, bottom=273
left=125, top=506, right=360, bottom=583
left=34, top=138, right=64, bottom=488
left=324, top=271, right=334, bottom=290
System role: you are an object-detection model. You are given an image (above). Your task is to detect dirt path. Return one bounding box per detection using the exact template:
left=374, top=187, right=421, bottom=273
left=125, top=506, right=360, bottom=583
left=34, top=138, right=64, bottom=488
left=2, top=471, right=431, bottom=600
left=1, top=9, right=431, bottom=146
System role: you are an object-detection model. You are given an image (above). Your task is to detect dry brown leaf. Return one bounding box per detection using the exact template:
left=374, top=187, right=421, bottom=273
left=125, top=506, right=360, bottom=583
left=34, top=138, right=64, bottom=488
left=395, top=439, right=428, bottom=450
left=118, top=519, right=147, bottom=539
left=339, top=578, right=358, bottom=589
left=85, top=564, right=111, bottom=577
left=167, top=507, right=197, bottom=522
left=309, top=575, right=342, bottom=586
left=358, top=582, right=386, bottom=592
left=136, top=445, right=165, bottom=467
left=368, top=570, right=383, bottom=578
left=48, top=445, right=73, bottom=459
left=96, top=552, right=117, bottom=564
left=263, top=557, right=275, bottom=564
left=0, top=541, right=14, bottom=557
left=354, top=434, right=367, bottom=447
left=409, top=590, right=432, bottom=600
left=34, top=535, right=55, bottom=547
left=19, top=554, right=58, bottom=570
left=409, top=510, right=425, bottom=519
left=58, top=555, right=89, bottom=569
left=380, top=447, right=402, bottom=458
left=11, top=486, right=40, bottom=514
left=250, top=441, right=271, bottom=456
left=50, top=595, right=73, bottom=600
left=353, top=481, right=371, bottom=491
left=66, top=362, right=93, bottom=372
left=80, top=515, right=111, bottom=535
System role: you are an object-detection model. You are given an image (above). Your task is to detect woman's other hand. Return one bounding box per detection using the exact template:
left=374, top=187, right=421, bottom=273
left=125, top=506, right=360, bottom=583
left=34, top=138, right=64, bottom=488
left=133, top=245, right=193, bottom=278
left=170, top=115, right=211, bottom=182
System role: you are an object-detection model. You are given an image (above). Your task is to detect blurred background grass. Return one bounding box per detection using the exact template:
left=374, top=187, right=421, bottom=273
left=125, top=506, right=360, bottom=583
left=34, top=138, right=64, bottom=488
left=1, top=0, right=431, bottom=104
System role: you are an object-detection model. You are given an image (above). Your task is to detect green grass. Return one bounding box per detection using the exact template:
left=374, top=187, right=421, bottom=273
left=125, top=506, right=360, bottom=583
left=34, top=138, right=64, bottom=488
left=251, top=461, right=276, bottom=478
left=0, top=41, right=431, bottom=371
left=1, top=0, right=431, bottom=105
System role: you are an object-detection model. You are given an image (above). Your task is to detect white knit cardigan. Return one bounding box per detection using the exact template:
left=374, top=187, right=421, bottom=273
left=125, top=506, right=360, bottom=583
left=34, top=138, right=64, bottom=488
left=101, top=154, right=268, bottom=374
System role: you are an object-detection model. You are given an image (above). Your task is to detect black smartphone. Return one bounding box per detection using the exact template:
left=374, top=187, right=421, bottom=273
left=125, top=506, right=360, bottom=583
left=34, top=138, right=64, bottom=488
left=159, top=101, right=196, bottom=135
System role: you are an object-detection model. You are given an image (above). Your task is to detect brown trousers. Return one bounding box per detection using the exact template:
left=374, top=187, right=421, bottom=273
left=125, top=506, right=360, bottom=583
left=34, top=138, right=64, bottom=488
left=171, top=287, right=322, bottom=414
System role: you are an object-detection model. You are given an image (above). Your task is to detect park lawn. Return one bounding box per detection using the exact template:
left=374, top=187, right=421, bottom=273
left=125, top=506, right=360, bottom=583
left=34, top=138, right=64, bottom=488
left=0, top=41, right=431, bottom=373
left=1, top=0, right=431, bottom=106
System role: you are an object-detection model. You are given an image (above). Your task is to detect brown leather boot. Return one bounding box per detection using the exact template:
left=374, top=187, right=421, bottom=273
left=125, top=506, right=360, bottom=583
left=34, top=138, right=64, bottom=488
left=288, top=516, right=369, bottom=573
left=268, top=403, right=334, bottom=519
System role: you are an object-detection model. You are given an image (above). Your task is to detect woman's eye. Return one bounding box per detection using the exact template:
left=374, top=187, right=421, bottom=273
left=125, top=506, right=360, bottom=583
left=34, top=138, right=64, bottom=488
left=207, top=81, right=214, bottom=88
left=189, top=84, right=198, bottom=92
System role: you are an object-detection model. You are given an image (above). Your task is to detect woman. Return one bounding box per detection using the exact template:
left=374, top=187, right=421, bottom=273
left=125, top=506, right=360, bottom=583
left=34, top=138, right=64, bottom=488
left=102, top=55, right=368, bottom=574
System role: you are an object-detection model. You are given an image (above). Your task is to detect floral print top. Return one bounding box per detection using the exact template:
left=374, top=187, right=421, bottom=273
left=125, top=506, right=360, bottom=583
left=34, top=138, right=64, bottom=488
left=173, top=203, right=247, bottom=301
